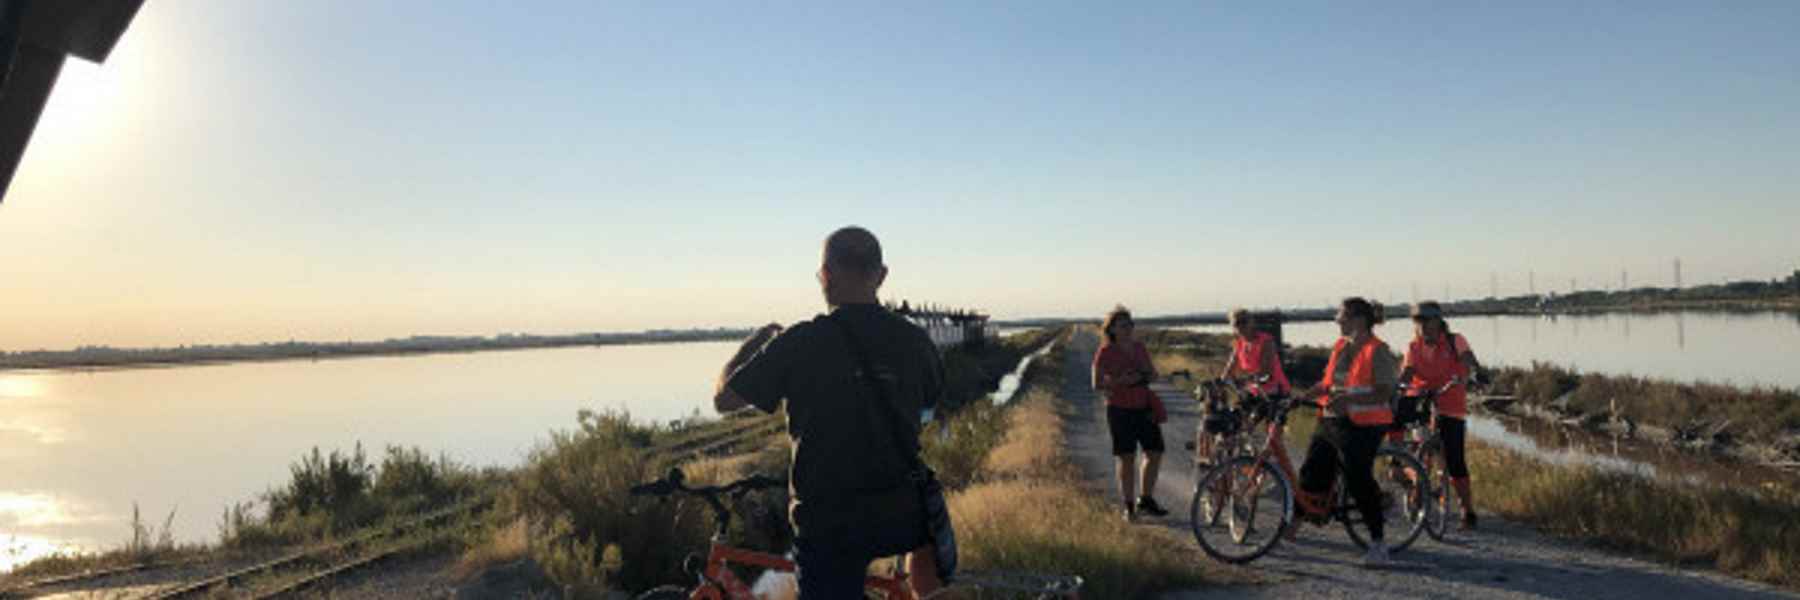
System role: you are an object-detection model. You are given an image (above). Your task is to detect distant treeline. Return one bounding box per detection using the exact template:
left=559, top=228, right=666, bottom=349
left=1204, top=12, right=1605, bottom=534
left=1447, top=270, right=1800, bottom=315
left=997, top=270, right=1800, bottom=328
left=0, top=329, right=753, bottom=371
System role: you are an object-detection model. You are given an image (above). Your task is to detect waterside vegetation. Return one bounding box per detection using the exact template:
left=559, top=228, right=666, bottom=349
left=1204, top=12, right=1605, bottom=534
left=1144, top=326, right=1800, bottom=593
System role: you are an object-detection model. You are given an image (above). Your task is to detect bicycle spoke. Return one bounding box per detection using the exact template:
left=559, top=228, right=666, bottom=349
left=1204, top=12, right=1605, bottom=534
left=1193, top=457, right=1290, bottom=564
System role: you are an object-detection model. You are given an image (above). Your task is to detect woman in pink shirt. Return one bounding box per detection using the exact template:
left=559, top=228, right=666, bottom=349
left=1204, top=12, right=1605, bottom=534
left=1092, top=305, right=1169, bottom=521
left=1212, top=309, right=1298, bottom=488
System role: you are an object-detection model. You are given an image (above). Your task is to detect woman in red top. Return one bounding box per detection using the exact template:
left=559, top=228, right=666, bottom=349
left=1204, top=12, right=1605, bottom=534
left=1399, top=301, right=1485, bottom=530
left=1220, top=308, right=1293, bottom=395
left=1215, top=308, right=1297, bottom=486
left=1092, top=305, right=1169, bottom=521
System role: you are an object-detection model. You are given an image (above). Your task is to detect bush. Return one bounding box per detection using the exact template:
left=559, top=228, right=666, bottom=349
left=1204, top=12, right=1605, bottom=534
left=262, top=444, right=377, bottom=533
left=508, top=409, right=711, bottom=593
left=222, top=443, right=482, bottom=549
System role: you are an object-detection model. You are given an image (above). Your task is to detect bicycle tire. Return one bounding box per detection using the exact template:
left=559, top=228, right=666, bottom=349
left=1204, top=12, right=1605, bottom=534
left=1191, top=456, right=1292, bottom=564
left=1419, top=440, right=1453, bottom=542
left=635, top=585, right=693, bottom=600
left=1340, top=447, right=1429, bottom=553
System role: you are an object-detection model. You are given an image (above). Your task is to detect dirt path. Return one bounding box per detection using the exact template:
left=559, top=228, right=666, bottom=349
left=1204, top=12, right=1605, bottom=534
left=1059, top=328, right=1796, bottom=600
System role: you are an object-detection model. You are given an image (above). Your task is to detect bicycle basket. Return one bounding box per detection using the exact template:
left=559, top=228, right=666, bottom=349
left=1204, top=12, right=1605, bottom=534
left=1394, top=395, right=1428, bottom=426
left=1203, top=408, right=1241, bottom=435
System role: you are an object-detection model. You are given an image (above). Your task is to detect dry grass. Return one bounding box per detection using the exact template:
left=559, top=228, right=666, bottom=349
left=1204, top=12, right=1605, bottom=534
left=1465, top=441, right=1800, bottom=590
left=951, top=479, right=1221, bottom=599
left=453, top=518, right=531, bottom=581
left=980, top=389, right=1066, bottom=481
left=948, top=355, right=1249, bottom=599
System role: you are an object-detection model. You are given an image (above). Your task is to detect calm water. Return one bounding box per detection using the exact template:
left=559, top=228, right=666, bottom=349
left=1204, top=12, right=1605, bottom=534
left=0, top=342, right=738, bottom=570
left=1180, top=310, right=1800, bottom=390
left=0, top=331, right=1053, bottom=572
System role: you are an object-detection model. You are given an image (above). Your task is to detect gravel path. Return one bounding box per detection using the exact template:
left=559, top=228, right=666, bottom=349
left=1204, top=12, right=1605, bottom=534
left=1060, top=328, right=1797, bottom=600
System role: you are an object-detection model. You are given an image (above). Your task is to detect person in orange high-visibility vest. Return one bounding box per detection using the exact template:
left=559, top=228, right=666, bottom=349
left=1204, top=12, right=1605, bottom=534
left=1399, top=301, right=1485, bottom=531
left=1294, top=297, right=1399, bottom=567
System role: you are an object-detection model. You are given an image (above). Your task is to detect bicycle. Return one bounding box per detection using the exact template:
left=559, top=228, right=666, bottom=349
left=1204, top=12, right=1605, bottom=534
left=629, top=468, right=1084, bottom=600
left=1189, top=393, right=1430, bottom=563
left=1186, top=377, right=1296, bottom=564
left=1390, top=378, right=1474, bottom=542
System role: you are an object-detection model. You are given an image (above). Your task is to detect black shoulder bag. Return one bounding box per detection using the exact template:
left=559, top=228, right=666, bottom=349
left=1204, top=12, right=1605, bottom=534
left=827, top=313, right=958, bottom=581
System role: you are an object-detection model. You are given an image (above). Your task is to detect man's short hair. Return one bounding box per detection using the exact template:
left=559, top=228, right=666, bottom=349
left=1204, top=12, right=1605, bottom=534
left=824, top=226, right=884, bottom=274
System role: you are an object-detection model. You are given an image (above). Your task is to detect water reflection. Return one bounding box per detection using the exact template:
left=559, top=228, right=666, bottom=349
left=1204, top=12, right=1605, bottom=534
left=993, top=341, right=1055, bottom=404
left=1467, top=413, right=1798, bottom=494
left=1467, top=416, right=1656, bottom=478
left=1677, top=312, right=1686, bottom=349
left=1179, top=310, right=1800, bottom=389
left=0, top=341, right=739, bottom=566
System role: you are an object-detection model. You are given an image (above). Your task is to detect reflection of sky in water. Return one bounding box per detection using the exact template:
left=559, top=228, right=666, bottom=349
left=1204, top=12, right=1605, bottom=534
left=1178, top=311, right=1800, bottom=389
left=0, top=341, right=739, bottom=570
left=993, top=341, right=1055, bottom=404
left=1465, top=417, right=1657, bottom=478
left=1, top=533, right=79, bottom=573
left=0, top=492, right=112, bottom=572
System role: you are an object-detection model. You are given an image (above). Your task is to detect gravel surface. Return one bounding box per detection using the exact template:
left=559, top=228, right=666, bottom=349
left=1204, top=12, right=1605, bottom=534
left=1060, top=329, right=1798, bottom=600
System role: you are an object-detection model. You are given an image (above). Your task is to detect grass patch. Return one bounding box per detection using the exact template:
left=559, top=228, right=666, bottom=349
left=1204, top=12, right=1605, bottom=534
left=952, top=478, right=1216, bottom=599
left=1466, top=439, right=1800, bottom=590
left=947, top=336, right=1249, bottom=599
left=219, top=443, right=492, bottom=550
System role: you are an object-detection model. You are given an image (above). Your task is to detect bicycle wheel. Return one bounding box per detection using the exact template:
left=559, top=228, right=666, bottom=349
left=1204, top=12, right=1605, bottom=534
left=1191, top=456, right=1292, bottom=564
left=1191, top=434, right=1235, bottom=528
left=635, top=586, right=692, bottom=600
left=1419, top=441, right=1453, bottom=542
left=1340, top=447, right=1429, bottom=553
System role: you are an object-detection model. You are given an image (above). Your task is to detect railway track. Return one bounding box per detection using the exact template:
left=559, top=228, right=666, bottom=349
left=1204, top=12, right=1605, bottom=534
left=144, top=498, right=489, bottom=600
left=6, top=417, right=783, bottom=599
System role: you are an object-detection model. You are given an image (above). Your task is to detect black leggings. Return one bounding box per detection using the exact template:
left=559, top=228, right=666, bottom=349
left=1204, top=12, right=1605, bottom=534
left=1437, top=415, right=1469, bottom=479
left=1298, top=417, right=1385, bottom=542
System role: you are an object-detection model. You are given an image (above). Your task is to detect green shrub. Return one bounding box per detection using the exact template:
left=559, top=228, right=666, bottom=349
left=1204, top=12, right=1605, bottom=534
left=267, top=444, right=375, bottom=525
left=509, top=409, right=711, bottom=592
left=221, top=443, right=482, bottom=549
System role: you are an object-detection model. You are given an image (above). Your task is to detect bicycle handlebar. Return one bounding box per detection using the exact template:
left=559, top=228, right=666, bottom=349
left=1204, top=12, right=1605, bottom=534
left=630, top=468, right=787, bottom=499
left=631, top=468, right=788, bottom=538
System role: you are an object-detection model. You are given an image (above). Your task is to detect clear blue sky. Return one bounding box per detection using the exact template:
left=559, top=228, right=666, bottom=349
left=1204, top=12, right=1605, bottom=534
left=1, top=1, right=1796, bottom=348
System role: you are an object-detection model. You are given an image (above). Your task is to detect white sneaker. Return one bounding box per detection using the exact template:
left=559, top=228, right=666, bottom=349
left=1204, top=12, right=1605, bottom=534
left=1360, top=541, right=1391, bottom=568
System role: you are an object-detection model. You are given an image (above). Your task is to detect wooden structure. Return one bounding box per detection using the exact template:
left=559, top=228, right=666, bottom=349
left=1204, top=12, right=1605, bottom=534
left=890, top=300, right=993, bottom=349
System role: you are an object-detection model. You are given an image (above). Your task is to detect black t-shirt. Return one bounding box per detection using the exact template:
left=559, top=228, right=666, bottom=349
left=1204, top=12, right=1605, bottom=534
left=726, top=303, right=944, bottom=530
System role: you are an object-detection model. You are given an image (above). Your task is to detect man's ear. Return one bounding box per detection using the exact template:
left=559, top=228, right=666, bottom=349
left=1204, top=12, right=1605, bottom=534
left=873, top=265, right=889, bottom=288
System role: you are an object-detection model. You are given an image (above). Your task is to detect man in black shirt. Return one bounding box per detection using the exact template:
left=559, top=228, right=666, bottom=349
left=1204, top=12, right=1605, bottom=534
left=714, top=226, right=946, bottom=598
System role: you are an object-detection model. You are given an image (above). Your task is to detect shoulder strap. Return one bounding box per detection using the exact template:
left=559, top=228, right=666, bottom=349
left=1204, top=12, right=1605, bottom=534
left=826, top=311, right=928, bottom=480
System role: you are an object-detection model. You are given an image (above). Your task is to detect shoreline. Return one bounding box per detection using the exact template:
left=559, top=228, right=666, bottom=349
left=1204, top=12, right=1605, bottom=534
left=0, top=335, right=746, bottom=375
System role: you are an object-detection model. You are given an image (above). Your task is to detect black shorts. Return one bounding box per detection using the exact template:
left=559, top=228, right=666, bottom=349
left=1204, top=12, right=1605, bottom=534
left=1106, top=405, right=1164, bottom=456
left=1437, top=415, right=1469, bottom=479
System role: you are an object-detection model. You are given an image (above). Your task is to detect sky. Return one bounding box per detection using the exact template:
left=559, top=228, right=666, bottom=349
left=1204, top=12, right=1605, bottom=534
left=0, top=1, right=1796, bottom=350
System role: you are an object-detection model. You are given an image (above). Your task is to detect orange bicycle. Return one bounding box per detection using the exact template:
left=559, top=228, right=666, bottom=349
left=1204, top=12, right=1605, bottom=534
left=630, top=468, right=1083, bottom=599
left=1190, top=390, right=1430, bottom=563
left=1391, top=379, right=1469, bottom=542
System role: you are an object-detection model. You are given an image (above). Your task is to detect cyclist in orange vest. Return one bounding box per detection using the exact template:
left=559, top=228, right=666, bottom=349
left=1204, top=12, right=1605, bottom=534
left=1294, top=297, right=1399, bottom=567
left=1399, top=301, right=1485, bottom=531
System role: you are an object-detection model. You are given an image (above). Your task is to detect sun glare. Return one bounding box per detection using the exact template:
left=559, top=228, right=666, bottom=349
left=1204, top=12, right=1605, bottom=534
left=32, top=60, right=135, bottom=150
left=0, top=377, right=44, bottom=400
